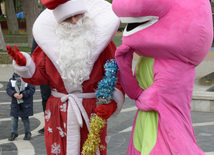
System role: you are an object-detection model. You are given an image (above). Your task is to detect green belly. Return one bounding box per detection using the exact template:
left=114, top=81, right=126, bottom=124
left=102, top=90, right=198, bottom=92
left=133, top=56, right=158, bottom=154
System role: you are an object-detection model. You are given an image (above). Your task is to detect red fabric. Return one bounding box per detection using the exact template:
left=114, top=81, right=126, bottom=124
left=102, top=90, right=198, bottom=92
left=41, top=0, right=68, bottom=9
left=23, top=41, right=125, bottom=155
left=7, top=45, right=26, bottom=66
left=7, top=46, right=16, bottom=59
left=95, top=101, right=117, bottom=120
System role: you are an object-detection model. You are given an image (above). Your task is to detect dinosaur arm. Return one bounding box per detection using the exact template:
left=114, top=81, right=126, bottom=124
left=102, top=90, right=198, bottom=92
left=115, top=44, right=143, bottom=100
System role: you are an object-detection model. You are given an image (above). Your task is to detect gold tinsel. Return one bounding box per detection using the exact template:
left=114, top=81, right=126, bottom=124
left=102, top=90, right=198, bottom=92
left=82, top=115, right=106, bottom=155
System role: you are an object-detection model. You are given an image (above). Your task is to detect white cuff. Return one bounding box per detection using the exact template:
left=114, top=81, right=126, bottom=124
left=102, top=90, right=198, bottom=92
left=112, top=88, right=125, bottom=116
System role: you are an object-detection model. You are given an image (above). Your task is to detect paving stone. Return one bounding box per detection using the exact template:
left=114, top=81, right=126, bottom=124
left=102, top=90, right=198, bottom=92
left=211, top=101, right=214, bottom=112
left=192, top=100, right=210, bottom=112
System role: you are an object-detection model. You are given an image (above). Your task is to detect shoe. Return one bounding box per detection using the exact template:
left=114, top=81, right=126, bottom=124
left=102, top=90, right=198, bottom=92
left=23, top=132, right=31, bottom=140
left=8, top=132, right=18, bottom=141
left=38, top=128, right=44, bottom=134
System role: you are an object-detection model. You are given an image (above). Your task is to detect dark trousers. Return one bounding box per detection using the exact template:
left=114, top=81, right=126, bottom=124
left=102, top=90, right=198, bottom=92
left=40, top=84, right=51, bottom=113
left=11, top=116, right=30, bottom=133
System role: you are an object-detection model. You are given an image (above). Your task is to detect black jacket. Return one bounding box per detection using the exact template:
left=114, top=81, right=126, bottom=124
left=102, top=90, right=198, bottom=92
left=6, top=73, right=35, bottom=117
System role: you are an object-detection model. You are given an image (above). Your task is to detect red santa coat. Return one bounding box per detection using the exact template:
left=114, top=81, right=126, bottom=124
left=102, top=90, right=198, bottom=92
left=12, top=0, right=123, bottom=154
left=18, top=40, right=124, bottom=155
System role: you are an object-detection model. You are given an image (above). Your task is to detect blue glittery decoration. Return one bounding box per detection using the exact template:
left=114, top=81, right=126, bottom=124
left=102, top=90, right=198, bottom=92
left=96, top=59, right=118, bottom=105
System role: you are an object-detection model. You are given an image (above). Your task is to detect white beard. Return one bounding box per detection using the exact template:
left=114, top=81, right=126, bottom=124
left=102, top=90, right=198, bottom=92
left=55, top=14, right=96, bottom=88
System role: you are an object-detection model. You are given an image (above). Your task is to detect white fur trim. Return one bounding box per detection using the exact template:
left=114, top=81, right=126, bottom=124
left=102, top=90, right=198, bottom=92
left=52, top=90, right=94, bottom=154
left=53, top=0, right=87, bottom=23
left=67, top=100, right=80, bottom=154
left=112, top=88, right=125, bottom=116
left=33, top=0, right=120, bottom=93
left=13, top=52, right=36, bottom=78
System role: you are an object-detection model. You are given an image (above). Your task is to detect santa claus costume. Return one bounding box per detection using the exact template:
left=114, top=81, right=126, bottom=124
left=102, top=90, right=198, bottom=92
left=9, top=0, right=125, bottom=154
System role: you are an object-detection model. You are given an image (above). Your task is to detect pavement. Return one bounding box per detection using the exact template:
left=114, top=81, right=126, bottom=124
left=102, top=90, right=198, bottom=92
left=0, top=49, right=214, bottom=155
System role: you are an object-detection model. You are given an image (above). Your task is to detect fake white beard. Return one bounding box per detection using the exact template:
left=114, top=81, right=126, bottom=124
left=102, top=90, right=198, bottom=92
left=55, top=14, right=96, bottom=87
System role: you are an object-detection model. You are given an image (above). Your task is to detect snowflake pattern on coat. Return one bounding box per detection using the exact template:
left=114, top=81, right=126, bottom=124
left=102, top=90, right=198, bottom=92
left=57, top=127, right=67, bottom=137
left=59, top=103, right=66, bottom=112
left=45, top=109, right=51, bottom=122
left=48, top=127, right=53, bottom=133
left=51, top=142, right=60, bottom=155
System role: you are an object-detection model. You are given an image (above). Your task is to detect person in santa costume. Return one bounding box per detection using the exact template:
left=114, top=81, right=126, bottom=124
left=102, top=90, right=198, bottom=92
left=6, top=0, right=125, bottom=154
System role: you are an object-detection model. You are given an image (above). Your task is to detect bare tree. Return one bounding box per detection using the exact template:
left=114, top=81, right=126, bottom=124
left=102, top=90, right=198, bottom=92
left=23, top=0, right=39, bottom=48
left=0, top=0, right=6, bottom=51
left=5, top=0, right=19, bottom=34
left=0, top=5, right=2, bottom=16
left=0, top=25, right=6, bottom=51
left=0, top=0, right=5, bottom=17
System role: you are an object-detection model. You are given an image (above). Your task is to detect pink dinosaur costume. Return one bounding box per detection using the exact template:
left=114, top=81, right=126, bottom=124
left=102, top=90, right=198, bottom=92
left=112, top=0, right=213, bottom=154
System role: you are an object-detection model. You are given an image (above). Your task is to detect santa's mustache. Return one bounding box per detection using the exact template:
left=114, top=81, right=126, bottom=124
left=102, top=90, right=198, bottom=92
left=54, top=14, right=96, bottom=87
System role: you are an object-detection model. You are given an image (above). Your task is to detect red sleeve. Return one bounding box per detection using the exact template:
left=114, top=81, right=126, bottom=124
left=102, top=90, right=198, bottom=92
left=22, top=46, right=50, bottom=85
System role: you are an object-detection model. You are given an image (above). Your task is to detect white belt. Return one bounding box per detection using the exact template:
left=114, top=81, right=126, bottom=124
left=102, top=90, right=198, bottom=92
left=52, top=90, right=96, bottom=155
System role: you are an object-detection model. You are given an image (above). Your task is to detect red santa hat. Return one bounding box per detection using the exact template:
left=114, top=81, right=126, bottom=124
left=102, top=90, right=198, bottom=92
left=41, top=0, right=87, bottom=23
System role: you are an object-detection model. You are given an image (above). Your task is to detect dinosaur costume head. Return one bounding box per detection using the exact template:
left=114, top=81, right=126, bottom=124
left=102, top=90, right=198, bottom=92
left=112, top=0, right=213, bottom=66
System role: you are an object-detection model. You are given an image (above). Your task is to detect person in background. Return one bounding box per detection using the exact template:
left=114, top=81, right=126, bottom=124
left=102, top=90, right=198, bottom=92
left=6, top=72, right=35, bottom=141
left=31, top=38, right=51, bottom=134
